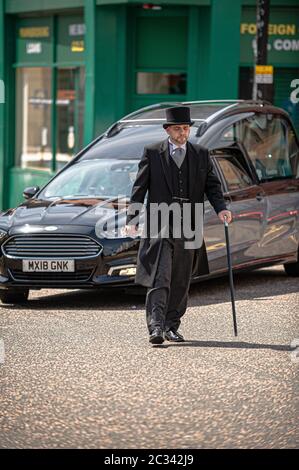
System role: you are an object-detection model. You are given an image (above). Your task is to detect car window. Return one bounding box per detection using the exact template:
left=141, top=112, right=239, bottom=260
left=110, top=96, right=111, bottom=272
left=40, top=160, right=138, bottom=199
left=53, top=170, right=86, bottom=197
left=288, top=126, right=299, bottom=178
left=124, top=104, right=228, bottom=121
left=216, top=155, right=252, bottom=192
left=240, top=114, right=295, bottom=181
left=80, top=125, right=199, bottom=161
left=199, top=112, right=254, bottom=149
left=219, top=121, right=241, bottom=144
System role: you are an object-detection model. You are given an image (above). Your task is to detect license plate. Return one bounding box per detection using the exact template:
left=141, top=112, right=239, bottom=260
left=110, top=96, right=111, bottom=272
left=22, top=260, right=75, bottom=272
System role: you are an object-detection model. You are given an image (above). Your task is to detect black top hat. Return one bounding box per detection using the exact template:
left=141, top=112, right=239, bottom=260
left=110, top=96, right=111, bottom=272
left=163, top=106, right=194, bottom=128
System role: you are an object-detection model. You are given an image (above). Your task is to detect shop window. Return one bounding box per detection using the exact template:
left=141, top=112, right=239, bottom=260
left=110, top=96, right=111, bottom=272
left=16, top=67, right=52, bottom=170
left=14, top=15, right=85, bottom=173
left=56, top=68, right=85, bottom=171
left=134, top=14, right=187, bottom=97
left=137, top=72, right=186, bottom=95
left=15, top=66, right=85, bottom=172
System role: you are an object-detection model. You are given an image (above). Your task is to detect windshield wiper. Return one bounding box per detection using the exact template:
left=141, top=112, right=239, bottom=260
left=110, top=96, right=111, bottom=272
left=53, top=195, right=130, bottom=201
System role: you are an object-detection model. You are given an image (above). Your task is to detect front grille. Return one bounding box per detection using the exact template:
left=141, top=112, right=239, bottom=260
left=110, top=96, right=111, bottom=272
left=9, top=268, right=93, bottom=284
left=2, top=234, right=102, bottom=259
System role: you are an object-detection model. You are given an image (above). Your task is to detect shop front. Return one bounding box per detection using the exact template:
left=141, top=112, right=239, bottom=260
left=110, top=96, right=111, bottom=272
left=1, top=0, right=243, bottom=210
left=8, top=14, right=85, bottom=208
left=239, top=4, right=299, bottom=132
left=126, top=5, right=189, bottom=112
left=1, top=0, right=297, bottom=211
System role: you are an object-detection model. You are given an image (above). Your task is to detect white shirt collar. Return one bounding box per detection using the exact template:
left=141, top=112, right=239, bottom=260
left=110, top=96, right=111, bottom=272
left=168, top=138, right=187, bottom=153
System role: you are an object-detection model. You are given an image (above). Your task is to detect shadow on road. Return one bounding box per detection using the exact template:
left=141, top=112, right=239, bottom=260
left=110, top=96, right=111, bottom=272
left=156, top=340, right=292, bottom=351
left=1, top=266, right=297, bottom=311
left=188, top=266, right=298, bottom=307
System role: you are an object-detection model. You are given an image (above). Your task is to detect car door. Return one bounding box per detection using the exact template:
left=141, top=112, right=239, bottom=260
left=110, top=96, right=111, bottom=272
left=240, top=113, right=299, bottom=262
left=203, top=148, right=267, bottom=274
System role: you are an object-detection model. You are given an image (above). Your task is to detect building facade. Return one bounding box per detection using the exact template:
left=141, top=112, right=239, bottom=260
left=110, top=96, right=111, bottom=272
left=0, top=0, right=298, bottom=210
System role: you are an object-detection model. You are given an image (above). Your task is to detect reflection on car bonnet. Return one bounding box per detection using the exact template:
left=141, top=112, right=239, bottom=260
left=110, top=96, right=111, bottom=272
left=129, top=172, right=137, bottom=182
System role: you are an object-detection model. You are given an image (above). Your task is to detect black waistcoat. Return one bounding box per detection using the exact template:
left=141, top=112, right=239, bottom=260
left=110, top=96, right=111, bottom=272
left=170, top=149, right=189, bottom=199
left=168, top=150, right=189, bottom=238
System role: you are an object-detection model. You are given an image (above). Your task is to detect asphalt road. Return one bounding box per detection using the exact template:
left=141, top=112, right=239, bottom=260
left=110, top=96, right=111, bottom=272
left=0, top=265, right=298, bottom=449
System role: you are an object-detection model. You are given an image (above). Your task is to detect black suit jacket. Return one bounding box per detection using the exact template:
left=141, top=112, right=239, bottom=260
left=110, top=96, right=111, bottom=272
left=127, top=139, right=227, bottom=287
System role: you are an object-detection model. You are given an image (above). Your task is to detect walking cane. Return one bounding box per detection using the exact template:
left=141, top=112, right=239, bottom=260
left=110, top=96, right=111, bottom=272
left=223, top=215, right=238, bottom=336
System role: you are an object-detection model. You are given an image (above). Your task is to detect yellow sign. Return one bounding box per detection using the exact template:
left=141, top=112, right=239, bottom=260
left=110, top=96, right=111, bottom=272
left=255, top=65, right=274, bottom=84
left=255, top=65, right=273, bottom=74
left=71, top=40, right=84, bottom=52
left=241, top=23, right=297, bottom=36
left=19, top=27, right=50, bottom=38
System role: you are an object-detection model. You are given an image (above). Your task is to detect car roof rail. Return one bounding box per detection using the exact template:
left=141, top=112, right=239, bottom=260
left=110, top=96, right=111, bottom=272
left=183, top=99, right=243, bottom=104
left=195, top=100, right=274, bottom=137
left=236, top=99, right=272, bottom=106
left=105, top=102, right=183, bottom=137
left=104, top=121, right=124, bottom=138
left=121, top=102, right=182, bottom=120
left=105, top=99, right=273, bottom=137
left=121, top=99, right=272, bottom=121
left=183, top=99, right=272, bottom=106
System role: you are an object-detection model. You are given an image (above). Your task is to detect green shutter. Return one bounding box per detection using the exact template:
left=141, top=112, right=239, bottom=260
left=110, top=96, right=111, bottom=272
left=136, top=16, right=188, bottom=70
left=274, top=67, right=299, bottom=133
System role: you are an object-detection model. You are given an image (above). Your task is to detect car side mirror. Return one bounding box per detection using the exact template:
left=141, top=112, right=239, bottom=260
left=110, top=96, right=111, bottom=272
left=23, top=186, right=40, bottom=200
left=196, top=122, right=208, bottom=137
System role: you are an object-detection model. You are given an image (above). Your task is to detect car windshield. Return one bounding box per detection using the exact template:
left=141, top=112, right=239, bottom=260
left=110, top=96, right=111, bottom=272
left=123, top=104, right=229, bottom=122
left=39, top=160, right=139, bottom=199
left=80, top=125, right=200, bottom=161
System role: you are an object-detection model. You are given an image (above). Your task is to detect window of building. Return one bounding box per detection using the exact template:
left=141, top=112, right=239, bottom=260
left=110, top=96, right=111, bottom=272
left=14, top=15, right=85, bottom=172
left=15, top=66, right=85, bottom=172
left=16, top=67, right=52, bottom=170
left=134, top=13, right=188, bottom=96
left=56, top=67, right=85, bottom=171
left=136, top=72, right=186, bottom=95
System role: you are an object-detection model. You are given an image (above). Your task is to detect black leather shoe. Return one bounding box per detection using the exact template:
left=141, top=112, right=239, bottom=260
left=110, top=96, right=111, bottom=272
left=149, top=328, right=164, bottom=344
left=165, top=329, right=185, bottom=342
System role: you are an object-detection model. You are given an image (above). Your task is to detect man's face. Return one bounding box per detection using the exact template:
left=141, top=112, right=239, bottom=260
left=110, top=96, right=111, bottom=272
left=165, top=124, right=191, bottom=146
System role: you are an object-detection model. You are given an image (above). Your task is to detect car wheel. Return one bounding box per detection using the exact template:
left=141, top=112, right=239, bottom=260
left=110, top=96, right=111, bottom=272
left=284, top=254, right=299, bottom=277
left=0, top=289, right=29, bottom=304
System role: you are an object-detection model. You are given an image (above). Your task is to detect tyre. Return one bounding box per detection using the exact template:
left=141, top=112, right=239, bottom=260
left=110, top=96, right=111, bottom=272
left=0, top=289, right=29, bottom=304
left=284, top=255, right=299, bottom=277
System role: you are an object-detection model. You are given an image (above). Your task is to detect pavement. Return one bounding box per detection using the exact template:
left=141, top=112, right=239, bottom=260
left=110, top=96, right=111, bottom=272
left=0, top=265, right=298, bottom=449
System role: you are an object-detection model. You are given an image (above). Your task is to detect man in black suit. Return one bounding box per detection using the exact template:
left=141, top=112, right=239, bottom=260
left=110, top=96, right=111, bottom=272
left=125, top=106, right=232, bottom=345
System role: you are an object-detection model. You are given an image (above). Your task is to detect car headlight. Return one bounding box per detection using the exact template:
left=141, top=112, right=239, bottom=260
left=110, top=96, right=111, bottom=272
left=0, top=229, right=7, bottom=241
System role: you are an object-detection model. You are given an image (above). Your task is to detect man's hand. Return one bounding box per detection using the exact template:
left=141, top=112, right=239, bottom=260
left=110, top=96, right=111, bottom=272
left=123, top=224, right=139, bottom=237
left=218, top=210, right=232, bottom=224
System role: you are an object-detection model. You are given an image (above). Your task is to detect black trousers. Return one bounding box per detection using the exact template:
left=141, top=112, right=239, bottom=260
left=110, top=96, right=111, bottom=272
left=145, top=238, right=195, bottom=333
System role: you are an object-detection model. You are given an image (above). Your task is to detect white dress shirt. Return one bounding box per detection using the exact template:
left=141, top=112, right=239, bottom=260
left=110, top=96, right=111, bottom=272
left=168, top=138, right=186, bottom=158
